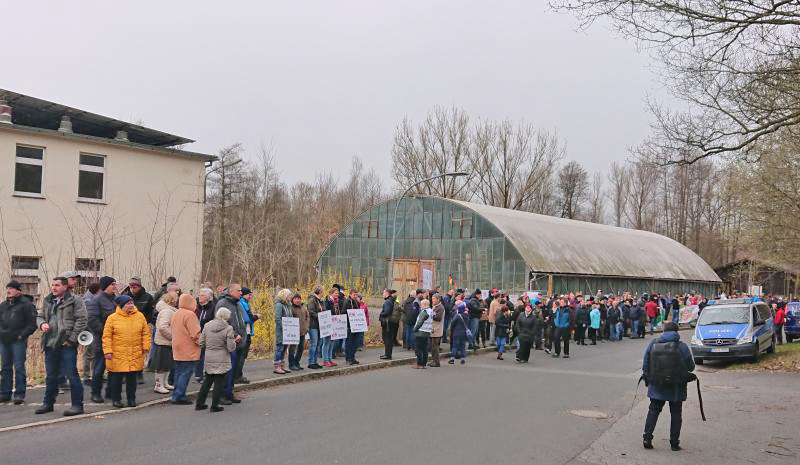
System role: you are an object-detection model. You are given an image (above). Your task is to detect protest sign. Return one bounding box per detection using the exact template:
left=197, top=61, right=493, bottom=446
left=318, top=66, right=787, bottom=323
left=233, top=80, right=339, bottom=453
left=281, top=317, right=300, bottom=345
left=318, top=310, right=333, bottom=338
left=347, top=309, right=368, bottom=333
left=332, top=314, right=348, bottom=340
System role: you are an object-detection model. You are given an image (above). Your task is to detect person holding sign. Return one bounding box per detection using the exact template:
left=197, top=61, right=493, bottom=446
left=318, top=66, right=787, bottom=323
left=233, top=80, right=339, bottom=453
left=287, top=293, right=308, bottom=371
left=412, top=299, right=433, bottom=368
left=306, top=287, right=325, bottom=369
left=273, top=289, right=294, bottom=374
left=343, top=289, right=362, bottom=366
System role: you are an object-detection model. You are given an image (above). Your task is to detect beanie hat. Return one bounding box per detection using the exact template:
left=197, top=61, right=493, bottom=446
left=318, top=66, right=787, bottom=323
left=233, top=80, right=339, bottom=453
left=6, top=280, right=22, bottom=291
left=242, top=287, right=252, bottom=295
left=99, top=276, right=115, bottom=292
left=113, top=295, right=132, bottom=307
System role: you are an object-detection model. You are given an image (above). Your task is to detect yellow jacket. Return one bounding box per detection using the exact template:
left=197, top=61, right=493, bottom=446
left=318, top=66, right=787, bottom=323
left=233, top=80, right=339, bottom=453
left=102, top=307, right=151, bottom=373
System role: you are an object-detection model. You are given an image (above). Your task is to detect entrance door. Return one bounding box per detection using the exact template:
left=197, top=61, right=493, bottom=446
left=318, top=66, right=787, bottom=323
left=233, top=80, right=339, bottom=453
left=391, top=260, right=436, bottom=298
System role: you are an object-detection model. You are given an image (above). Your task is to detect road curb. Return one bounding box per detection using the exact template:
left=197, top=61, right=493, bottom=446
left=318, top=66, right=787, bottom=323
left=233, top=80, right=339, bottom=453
left=0, top=346, right=495, bottom=433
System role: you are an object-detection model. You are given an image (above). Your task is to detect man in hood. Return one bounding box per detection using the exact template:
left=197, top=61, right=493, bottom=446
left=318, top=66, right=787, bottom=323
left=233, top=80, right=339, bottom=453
left=0, top=281, right=37, bottom=404
left=642, top=322, right=695, bottom=451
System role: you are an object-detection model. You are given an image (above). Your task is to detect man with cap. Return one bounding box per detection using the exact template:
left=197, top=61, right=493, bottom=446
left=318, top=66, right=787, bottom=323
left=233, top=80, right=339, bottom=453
left=58, top=271, right=82, bottom=390
left=234, top=287, right=258, bottom=383
left=0, top=280, right=37, bottom=404
left=85, top=276, right=117, bottom=403
left=379, top=288, right=397, bottom=360
left=36, top=276, right=88, bottom=416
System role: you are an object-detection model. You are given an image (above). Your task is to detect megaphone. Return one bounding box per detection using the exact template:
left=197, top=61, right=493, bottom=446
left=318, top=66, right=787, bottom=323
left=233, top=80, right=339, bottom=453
left=77, top=331, right=94, bottom=346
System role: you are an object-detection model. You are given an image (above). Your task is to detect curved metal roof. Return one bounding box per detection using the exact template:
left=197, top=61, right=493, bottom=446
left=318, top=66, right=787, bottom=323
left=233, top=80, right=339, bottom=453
left=447, top=198, right=720, bottom=282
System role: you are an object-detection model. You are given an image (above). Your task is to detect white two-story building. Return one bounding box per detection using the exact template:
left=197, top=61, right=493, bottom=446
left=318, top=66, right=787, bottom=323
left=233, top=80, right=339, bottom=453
left=0, top=89, right=214, bottom=299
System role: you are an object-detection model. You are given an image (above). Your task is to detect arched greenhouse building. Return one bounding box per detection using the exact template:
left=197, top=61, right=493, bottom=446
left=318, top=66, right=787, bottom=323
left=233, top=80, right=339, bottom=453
left=316, top=196, right=721, bottom=298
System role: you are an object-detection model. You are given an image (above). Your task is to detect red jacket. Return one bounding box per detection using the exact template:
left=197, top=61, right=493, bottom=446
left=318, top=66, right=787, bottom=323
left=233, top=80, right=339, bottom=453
left=775, top=308, right=785, bottom=325
left=645, top=301, right=658, bottom=318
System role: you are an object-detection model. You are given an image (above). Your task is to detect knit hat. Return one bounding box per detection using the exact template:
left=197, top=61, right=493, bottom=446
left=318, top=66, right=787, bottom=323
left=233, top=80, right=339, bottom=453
left=663, top=322, right=679, bottom=332
left=99, top=276, right=115, bottom=292
left=6, top=280, right=22, bottom=291
left=129, top=277, right=142, bottom=286
left=113, top=295, right=132, bottom=307
left=242, top=287, right=252, bottom=295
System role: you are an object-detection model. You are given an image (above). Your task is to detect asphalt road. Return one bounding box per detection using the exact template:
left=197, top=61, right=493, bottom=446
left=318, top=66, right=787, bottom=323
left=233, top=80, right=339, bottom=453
left=1, top=336, right=656, bottom=465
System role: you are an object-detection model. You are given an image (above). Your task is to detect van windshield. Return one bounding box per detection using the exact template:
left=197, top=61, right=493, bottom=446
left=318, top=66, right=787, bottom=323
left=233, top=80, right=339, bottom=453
left=697, top=305, right=750, bottom=325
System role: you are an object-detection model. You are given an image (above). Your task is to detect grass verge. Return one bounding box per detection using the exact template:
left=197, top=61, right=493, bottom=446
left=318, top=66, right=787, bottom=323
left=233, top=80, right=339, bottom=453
left=727, top=341, right=800, bottom=373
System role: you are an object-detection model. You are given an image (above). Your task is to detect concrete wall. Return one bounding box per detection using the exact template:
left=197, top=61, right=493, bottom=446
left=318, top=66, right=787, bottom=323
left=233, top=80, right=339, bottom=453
left=0, top=126, right=206, bottom=297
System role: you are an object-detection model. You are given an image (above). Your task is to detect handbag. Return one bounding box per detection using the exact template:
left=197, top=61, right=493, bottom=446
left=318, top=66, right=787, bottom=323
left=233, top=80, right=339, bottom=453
left=458, top=313, right=473, bottom=339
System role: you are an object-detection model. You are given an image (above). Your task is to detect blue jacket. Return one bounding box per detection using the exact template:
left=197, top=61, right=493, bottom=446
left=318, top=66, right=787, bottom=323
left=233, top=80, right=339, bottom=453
left=449, top=307, right=469, bottom=338
left=642, top=331, right=695, bottom=401
left=553, top=307, right=571, bottom=329
left=239, top=297, right=254, bottom=336
left=589, top=308, right=601, bottom=329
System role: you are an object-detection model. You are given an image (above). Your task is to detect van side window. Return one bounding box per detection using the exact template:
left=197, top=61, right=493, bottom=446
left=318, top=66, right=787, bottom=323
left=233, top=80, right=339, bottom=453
left=758, top=304, right=771, bottom=320
left=752, top=307, right=760, bottom=324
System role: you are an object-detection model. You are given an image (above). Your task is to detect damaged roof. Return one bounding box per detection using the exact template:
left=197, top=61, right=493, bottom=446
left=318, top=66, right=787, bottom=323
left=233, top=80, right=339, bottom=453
left=448, top=198, right=721, bottom=283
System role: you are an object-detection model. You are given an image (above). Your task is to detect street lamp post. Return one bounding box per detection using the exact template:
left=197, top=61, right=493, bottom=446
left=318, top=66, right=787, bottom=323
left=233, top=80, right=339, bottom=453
left=387, top=172, right=470, bottom=290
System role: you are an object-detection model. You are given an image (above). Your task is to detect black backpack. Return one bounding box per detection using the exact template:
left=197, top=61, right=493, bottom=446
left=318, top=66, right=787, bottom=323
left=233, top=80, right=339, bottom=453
left=389, top=301, right=403, bottom=324
left=647, top=341, right=689, bottom=386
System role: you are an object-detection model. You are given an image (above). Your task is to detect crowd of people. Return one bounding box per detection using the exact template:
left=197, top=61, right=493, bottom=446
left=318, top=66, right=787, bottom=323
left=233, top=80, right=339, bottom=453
left=379, top=287, right=710, bottom=368
left=0, top=274, right=791, bottom=419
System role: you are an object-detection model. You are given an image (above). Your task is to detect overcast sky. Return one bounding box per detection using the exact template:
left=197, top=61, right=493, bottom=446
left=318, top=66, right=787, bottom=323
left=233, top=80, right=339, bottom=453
left=4, top=1, right=667, bottom=187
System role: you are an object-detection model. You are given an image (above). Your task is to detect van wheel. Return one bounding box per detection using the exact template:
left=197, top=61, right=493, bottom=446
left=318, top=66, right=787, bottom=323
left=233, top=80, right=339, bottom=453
left=788, top=335, right=794, bottom=343
left=749, top=342, right=760, bottom=363
left=695, top=358, right=704, bottom=365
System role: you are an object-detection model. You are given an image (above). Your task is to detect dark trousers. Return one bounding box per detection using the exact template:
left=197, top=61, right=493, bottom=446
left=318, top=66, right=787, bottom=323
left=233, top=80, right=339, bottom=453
left=196, top=373, right=225, bottom=407
left=643, top=399, right=683, bottom=446
left=345, top=330, right=362, bottom=362
left=575, top=325, right=586, bottom=344
left=224, top=351, right=239, bottom=399
left=775, top=324, right=784, bottom=344
left=544, top=326, right=553, bottom=350
left=382, top=321, right=396, bottom=358
left=442, top=312, right=451, bottom=343
left=450, top=335, right=466, bottom=359
left=404, top=323, right=415, bottom=349
left=588, top=328, right=598, bottom=344
left=533, top=326, right=543, bottom=349
left=554, top=328, right=570, bottom=356
left=107, top=371, right=138, bottom=403
left=91, top=332, right=106, bottom=396
left=195, top=348, right=205, bottom=379
left=0, top=338, right=27, bottom=400
left=414, top=334, right=429, bottom=366
left=429, top=336, right=441, bottom=366
left=479, top=320, right=489, bottom=345
left=234, top=335, right=250, bottom=379
left=43, top=346, right=84, bottom=407
left=517, top=335, right=533, bottom=362
left=288, top=339, right=305, bottom=367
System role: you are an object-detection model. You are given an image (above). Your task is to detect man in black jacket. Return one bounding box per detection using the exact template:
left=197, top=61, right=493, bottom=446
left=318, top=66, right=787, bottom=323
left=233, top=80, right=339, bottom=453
left=403, top=291, right=421, bottom=350
left=86, top=276, right=116, bottom=403
left=379, top=289, right=397, bottom=360
left=467, top=290, right=483, bottom=350
left=0, top=281, right=37, bottom=404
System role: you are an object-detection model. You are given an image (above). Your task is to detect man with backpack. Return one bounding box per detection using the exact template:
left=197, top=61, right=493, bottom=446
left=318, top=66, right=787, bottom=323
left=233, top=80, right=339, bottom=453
left=642, top=321, right=695, bottom=451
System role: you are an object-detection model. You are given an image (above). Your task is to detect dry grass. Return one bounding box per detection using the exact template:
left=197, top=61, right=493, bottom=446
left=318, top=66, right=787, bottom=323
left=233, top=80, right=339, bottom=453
left=727, top=341, right=800, bottom=373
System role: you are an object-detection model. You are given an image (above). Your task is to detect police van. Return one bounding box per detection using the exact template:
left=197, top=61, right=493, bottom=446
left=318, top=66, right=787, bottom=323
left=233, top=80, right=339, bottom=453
left=690, top=298, right=775, bottom=364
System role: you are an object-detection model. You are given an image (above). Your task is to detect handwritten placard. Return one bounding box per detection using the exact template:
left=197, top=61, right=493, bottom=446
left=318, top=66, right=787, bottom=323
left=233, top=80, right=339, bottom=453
left=347, top=309, right=368, bottom=333
left=318, top=310, right=333, bottom=338
left=282, top=317, right=300, bottom=345
left=331, top=314, right=348, bottom=340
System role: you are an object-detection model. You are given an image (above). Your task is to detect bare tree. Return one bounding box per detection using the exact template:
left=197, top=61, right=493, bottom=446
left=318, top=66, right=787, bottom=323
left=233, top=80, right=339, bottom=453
left=624, top=160, right=659, bottom=230
left=471, top=121, right=564, bottom=210
left=606, top=161, right=628, bottom=227
left=557, top=161, right=588, bottom=219
left=552, top=0, right=800, bottom=164
left=587, top=171, right=604, bottom=223
left=391, top=106, right=473, bottom=198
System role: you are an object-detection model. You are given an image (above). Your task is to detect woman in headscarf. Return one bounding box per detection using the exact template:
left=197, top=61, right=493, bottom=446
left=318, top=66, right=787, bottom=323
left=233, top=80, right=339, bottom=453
left=102, top=295, right=150, bottom=408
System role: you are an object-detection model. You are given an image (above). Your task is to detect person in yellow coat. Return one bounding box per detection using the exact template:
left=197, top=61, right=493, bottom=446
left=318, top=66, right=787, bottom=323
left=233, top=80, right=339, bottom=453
left=102, top=295, right=150, bottom=408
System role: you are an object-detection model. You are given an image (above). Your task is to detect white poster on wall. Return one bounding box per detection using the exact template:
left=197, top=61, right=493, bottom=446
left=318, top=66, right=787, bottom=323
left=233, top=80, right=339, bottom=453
left=281, top=317, right=300, bottom=345
left=347, top=309, right=368, bottom=333
left=422, top=269, right=433, bottom=290
left=332, top=314, right=349, bottom=340
left=481, top=290, right=490, bottom=301
left=318, top=310, right=333, bottom=338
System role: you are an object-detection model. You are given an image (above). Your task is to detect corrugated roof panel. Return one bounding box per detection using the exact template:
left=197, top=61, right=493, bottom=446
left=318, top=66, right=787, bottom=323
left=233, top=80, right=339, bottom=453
left=447, top=198, right=721, bottom=282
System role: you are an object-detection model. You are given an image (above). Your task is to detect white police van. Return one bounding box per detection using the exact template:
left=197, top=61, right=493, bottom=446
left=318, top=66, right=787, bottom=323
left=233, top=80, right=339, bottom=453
left=690, top=298, right=775, bottom=364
